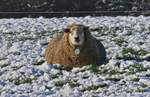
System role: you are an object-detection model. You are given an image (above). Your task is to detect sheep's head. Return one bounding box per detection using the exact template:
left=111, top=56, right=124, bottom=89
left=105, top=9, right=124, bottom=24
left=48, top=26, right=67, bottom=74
left=64, top=24, right=89, bottom=47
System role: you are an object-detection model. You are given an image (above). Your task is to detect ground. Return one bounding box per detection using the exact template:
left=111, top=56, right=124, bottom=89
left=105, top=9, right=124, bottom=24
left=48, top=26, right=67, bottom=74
left=0, top=16, right=150, bottom=97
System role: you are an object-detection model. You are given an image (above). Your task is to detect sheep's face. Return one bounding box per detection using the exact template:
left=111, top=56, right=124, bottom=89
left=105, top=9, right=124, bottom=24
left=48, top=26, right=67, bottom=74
left=65, top=24, right=87, bottom=46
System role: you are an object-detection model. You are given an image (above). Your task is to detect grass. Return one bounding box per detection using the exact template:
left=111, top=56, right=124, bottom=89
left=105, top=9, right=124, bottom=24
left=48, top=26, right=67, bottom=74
left=130, top=75, right=140, bottom=82
left=122, top=48, right=138, bottom=56
left=122, top=48, right=148, bottom=57
left=68, top=80, right=80, bottom=88
left=107, top=69, right=125, bottom=75
left=134, top=84, right=148, bottom=94
left=1, top=20, right=149, bottom=95
left=11, top=65, right=23, bottom=70
left=54, top=79, right=81, bottom=88
left=0, top=63, right=9, bottom=68
left=128, top=64, right=147, bottom=74
left=81, top=83, right=108, bottom=92
left=33, top=60, right=45, bottom=66
left=45, top=86, right=52, bottom=90
left=106, top=77, right=121, bottom=82
left=55, top=79, right=81, bottom=88
left=132, top=76, right=140, bottom=82
left=55, top=80, right=66, bottom=87
left=51, top=74, right=59, bottom=79
left=17, top=37, right=35, bottom=41
left=136, top=87, right=146, bottom=92
left=88, top=64, right=125, bottom=75
left=88, top=64, right=100, bottom=73
left=138, top=50, right=149, bottom=56
left=9, top=77, right=37, bottom=85
left=120, top=48, right=149, bottom=60
left=112, top=38, right=127, bottom=46
left=88, top=64, right=109, bottom=75
left=0, top=89, right=6, bottom=95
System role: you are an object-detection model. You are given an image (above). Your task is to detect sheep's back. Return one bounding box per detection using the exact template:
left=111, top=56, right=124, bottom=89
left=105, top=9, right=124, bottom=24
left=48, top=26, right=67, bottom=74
left=45, top=35, right=63, bottom=64
left=94, top=38, right=107, bottom=64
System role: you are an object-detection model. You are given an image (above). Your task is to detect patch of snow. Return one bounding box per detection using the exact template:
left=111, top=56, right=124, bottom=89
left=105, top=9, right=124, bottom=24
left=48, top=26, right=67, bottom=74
left=0, top=16, right=150, bottom=96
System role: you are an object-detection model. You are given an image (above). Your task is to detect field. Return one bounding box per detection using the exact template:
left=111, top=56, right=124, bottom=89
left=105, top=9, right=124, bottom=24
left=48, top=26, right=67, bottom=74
left=0, top=16, right=150, bottom=97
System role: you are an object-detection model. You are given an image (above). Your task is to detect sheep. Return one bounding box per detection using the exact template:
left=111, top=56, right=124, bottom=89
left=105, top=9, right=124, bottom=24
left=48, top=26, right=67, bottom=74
left=45, top=23, right=106, bottom=70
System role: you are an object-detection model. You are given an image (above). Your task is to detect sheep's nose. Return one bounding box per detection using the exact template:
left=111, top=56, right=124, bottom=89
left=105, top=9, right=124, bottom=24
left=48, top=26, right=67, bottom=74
left=75, top=37, right=80, bottom=42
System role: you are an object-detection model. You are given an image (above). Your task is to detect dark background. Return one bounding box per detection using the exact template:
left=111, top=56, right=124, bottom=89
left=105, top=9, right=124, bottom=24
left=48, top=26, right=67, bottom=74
left=0, top=0, right=150, bottom=18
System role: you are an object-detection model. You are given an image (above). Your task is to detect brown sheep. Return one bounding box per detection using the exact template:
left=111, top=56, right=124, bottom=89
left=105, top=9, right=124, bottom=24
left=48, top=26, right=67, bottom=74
left=45, top=24, right=106, bottom=70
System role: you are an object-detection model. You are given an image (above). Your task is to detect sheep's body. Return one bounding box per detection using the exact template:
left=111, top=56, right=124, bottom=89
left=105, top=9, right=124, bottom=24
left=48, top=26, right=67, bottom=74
left=45, top=24, right=106, bottom=69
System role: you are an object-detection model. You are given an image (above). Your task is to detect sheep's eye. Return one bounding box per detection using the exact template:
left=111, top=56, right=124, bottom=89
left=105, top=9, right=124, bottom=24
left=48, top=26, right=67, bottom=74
left=64, top=28, right=70, bottom=33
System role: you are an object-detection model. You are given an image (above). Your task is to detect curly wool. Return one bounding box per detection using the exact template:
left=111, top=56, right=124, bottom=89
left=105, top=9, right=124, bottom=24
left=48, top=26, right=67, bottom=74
left=45, top=25, right=106, bottom=69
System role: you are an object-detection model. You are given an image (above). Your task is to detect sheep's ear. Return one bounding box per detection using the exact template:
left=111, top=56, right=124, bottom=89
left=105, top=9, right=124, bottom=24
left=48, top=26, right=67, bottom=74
left=64, top=28, right=70, bottom=33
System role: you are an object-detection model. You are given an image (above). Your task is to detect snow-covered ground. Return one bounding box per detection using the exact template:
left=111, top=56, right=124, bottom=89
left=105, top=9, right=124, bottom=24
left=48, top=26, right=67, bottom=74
left=0, top=16, right=150, bottom=97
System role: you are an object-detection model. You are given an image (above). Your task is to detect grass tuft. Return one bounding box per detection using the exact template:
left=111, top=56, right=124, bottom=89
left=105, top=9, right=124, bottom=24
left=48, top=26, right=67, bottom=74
left=9, top=77, right=37, bottom=85
left=81, top=83, right=108, bottom=92
left=68, top=80, right=80, bottom=88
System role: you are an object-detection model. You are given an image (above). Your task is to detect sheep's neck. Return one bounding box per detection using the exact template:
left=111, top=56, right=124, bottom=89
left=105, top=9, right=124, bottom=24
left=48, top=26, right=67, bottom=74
left=75, top=48, right=80, bottom=55
left=69, top=43, right=82, bottom=55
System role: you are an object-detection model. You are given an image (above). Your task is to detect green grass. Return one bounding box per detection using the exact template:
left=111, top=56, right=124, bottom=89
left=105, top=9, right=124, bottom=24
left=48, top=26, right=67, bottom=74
left=81, top=83, right=108, bottom=92
left=121, top=48, right=149, bottom=60
left=122, top=48, right=138, bottom=56
left=9, top=77, right=37, bottom=85
left=122, top=48, right=148, bottom=56
left=55, top=80, right=66, bottom=87
left=88, top=64, right=100, bottom=73
left=107, top=69, right=125, bottom=75
left=55, top=79, right=81, bottom=88
left=136, top=87, right=146, bottom=92
left=0, top=63, right=9, bottom=68
left=113, top=38, right=127, bottom=46
left=132, top=77, right=140, bottom=82
left=138, top=50, right=149, bottom=56
left=0, top=89, right=6, bottom=95
left=68, top=80, right=80, bottom=88
left=51, top=74, right=59, bottom=79
left=106, top=77, right=121, bottom=82
left=128, top=64, right=147, bottom=74
left=88, top=64, right=125, bottom=76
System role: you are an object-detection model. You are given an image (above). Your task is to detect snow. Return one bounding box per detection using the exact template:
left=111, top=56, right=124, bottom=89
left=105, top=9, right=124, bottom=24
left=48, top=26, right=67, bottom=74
left=0, top=16, right=150, bottom=97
